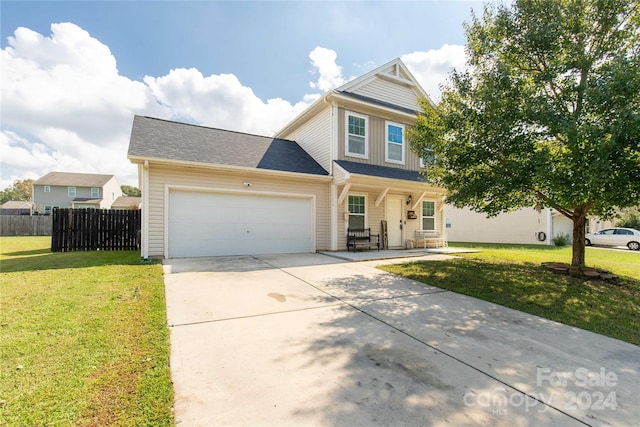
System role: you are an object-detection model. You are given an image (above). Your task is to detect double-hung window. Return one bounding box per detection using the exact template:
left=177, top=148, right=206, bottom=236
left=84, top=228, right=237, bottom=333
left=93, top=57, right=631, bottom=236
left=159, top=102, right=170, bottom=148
left=68, top=186, right=76, bottom=197
left=91, top=187, right=100, bottom=198
left=44, top=185, right=51, bottom=193
left=385, top=121, right=405, bottom=164
left=348, top=195, right=366, bottom=229
left=422, top=200, right=436, bottom=231
left=346, top=112, right=368, bottom=158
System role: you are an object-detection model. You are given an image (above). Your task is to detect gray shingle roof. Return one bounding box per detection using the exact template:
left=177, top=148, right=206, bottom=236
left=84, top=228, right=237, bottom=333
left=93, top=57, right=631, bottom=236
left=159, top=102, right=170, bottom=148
left=335, top=160, right=426, bottom=182
left=128, top=116, right=328, bottom=176
left=34, top=172, right=115, bottom=187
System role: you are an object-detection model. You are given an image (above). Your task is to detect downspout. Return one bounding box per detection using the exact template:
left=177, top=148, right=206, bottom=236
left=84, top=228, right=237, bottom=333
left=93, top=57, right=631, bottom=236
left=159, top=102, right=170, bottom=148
left=141, top=160, right=150, bottom=259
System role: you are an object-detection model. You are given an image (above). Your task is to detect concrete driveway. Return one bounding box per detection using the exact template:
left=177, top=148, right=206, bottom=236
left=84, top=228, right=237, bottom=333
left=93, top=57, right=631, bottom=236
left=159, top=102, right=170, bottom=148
left=163, top=253, right=639, bottom=427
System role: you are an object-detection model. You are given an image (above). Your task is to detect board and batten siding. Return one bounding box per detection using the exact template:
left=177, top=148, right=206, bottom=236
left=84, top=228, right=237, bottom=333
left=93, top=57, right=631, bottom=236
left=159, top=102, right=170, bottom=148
left=338, top=108, right=422, bottom=170
left=146, top=165, right=331, bottom=257
left=352, top=78, right=421, bottom=112
left=280, top=105, right=333, bottom=173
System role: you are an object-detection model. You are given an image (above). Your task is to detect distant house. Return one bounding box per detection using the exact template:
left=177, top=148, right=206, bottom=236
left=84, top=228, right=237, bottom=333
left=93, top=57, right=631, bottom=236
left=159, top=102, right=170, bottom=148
left=445, top=205, right=616, bottom=245
left=0, top=201, right=34, bottom=216
left=112, top=196, right=141, bottom=210
left=33, top=172, right=123, bottom=214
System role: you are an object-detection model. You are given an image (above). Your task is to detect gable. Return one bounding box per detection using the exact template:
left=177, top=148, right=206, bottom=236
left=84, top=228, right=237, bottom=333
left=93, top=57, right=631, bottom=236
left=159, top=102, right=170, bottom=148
left=336, top=58, right=430, bottom=112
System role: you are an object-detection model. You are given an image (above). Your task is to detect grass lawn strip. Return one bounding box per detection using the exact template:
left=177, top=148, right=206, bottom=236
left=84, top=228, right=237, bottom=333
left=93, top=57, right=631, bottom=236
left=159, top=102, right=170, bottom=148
left=0, top=237, right=174, bottom=426
left=379, top=243, right=640, bottom=346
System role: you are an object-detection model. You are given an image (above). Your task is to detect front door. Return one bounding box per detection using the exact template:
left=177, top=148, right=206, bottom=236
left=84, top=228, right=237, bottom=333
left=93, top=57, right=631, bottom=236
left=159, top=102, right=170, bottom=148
left=386, top=196, right=403, bottom=248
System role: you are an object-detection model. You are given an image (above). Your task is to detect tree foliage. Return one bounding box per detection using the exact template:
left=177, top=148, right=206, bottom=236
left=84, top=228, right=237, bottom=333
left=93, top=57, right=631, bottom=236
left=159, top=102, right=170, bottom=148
left=120, top=185, right=141, bottom=197
left=409, top=0, right=640, bottom=267
left=0, top=179, right=34, bottom=204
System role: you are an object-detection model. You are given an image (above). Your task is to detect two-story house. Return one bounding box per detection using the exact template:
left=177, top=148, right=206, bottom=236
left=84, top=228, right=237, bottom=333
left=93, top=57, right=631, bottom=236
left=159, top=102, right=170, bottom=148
left=33, top=171, right=123, bottom=214
left=127, top=58, right=445, bottom=258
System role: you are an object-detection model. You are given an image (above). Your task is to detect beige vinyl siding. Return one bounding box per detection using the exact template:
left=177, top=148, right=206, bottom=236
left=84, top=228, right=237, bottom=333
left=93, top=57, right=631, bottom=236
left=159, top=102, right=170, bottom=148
left=146, top=164, right=331, bottom=257
left=279, top=105, right=332, bottom=173
left=338, top=108, right=422, bottom=170
left=352, top=78, right=421, bottom=112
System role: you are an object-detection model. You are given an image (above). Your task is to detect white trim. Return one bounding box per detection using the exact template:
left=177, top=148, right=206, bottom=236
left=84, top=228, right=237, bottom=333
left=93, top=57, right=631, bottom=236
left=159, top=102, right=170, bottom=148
left=330, top=184, right=338, bottom=251
left=44, top=185, right=51, bottom=193
left=67, top=186, right=76, bottom=197
left=344, top=111, right=368, bottom=159
left=141, top=161, right=150, bottom=259
left=385, top=121, right=405, bottom=165
left=164, top=184, right=317, bottom=259
left=337, top=183, right=352, bottom=206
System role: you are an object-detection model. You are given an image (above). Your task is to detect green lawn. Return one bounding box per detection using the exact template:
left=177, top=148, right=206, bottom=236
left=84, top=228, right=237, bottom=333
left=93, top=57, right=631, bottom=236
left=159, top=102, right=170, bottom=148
left=0, top=236, right=174, bottom=426
left=379, top=243, right=640, bottom=345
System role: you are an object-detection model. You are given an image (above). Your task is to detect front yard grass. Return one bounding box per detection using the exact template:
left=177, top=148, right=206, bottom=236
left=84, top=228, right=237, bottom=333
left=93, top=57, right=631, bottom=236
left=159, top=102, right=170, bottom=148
left=0, top=236, right=173, bottom=426
left=379, top=243, right=640, bottom=345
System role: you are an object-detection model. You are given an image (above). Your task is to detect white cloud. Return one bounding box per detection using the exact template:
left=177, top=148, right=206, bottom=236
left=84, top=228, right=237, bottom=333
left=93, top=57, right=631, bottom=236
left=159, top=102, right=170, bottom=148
left=143, top=68, right=310, bottom=136
left=308, top=46, right=346, bottom=91
left=402, top=44, right=468, bottom=102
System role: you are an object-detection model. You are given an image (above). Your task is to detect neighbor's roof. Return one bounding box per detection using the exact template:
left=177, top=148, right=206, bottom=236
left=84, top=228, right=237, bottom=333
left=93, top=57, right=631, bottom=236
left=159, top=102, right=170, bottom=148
left=128, top=116, right=328, bottom=176
left=335, top=160, right=426, bottom=183
left=34, top=171, right=116, bottom=187
left=112, top=196, right=141, bottom=207
left=1, top=201, right=33, bottom=209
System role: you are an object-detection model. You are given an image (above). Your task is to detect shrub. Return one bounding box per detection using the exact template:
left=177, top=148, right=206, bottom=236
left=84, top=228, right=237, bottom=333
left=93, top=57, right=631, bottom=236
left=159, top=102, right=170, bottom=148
left=552, top=232, right=570, bottom=246
left=616, top=208, right=640, bottom=230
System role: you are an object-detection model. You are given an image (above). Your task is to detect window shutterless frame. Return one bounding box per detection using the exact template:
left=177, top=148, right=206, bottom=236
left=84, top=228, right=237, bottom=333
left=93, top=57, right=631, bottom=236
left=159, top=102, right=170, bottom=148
left=345, top=111, right=368, bottom=159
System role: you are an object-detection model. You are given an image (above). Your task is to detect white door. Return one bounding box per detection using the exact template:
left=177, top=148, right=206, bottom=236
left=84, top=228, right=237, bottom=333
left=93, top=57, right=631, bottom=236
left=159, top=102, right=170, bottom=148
left=386, top=196, right=403, bottom=248
left=168, top=190, right=313, bottom=258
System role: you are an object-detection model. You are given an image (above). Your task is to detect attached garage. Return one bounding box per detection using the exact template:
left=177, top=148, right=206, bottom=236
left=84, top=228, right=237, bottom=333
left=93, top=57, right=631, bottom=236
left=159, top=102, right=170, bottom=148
left=168, top=189, right=314, bottom=258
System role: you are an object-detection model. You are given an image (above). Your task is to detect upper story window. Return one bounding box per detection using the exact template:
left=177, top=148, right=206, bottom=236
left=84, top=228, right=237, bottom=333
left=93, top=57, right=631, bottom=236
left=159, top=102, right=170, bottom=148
left=347, top=195, right=366, bottom=229
left=422, top=200, right=436, bottom=231
left=385, top=121, right=405, bottom=164
left=419, top=145, right=435, bottom=168
left=44, top=185, right=51, bottom=193
left=68, top=187, right=76, bottom=197
left=346, top=112, right=368, bottom=158
left=91, top=187, right=100, bottom=198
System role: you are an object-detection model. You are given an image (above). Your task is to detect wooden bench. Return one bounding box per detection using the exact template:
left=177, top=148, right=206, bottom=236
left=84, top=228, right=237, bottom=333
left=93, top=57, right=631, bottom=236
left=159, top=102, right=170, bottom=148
left=347, top=228, right=381, bottom=252
left=415, top=230, right=447, bottom=248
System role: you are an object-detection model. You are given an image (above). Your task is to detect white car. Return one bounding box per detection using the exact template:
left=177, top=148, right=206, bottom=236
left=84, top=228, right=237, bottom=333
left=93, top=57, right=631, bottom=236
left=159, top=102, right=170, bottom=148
left=585, top=227, right=640, bottom=250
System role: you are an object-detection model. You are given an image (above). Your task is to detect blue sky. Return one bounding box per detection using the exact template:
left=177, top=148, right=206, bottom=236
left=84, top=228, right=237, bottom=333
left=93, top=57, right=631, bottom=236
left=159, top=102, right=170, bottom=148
left=1, top=1, right=483, bottom=187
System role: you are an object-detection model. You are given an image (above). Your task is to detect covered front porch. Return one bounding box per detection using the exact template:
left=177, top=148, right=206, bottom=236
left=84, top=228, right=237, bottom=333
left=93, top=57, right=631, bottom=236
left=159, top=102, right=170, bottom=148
left=331, top=160, right=446, bottom=252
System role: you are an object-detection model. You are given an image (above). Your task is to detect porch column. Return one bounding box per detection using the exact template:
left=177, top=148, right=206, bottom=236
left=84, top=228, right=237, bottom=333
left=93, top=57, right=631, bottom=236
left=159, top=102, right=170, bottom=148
left=330, top=184, right=338, bottom=251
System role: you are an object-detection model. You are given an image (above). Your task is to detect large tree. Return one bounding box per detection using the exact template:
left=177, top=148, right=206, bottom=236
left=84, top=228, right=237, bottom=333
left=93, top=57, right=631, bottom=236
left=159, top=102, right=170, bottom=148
left=409, top=0, right=640, bottom=268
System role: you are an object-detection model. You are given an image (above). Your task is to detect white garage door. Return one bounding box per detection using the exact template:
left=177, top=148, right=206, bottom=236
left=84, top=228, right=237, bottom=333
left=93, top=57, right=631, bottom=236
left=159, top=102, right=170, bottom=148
left=168, top=190, right=314, bottom=258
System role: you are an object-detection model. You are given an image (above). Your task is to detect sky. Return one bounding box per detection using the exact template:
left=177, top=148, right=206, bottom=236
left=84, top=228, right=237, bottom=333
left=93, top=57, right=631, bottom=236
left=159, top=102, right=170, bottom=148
left=1, top=1, right=484, bottom=189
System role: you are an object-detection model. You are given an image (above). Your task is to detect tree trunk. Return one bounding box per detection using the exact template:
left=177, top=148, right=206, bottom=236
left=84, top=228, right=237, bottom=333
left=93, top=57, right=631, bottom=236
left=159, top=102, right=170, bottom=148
left=571, top=206, right=588, bottom=268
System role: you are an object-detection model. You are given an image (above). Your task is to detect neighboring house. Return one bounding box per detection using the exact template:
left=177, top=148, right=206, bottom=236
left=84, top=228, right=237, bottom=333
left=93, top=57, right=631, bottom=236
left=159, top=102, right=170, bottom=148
left=0, top=201, right=33, bottom=215
left=33, top=172, right=123, bottom=214
left=128, top=58, right=445, bottom=258
left=445, top=206, right=616, bottom=245
left=112, top=196, right=142, bottom=210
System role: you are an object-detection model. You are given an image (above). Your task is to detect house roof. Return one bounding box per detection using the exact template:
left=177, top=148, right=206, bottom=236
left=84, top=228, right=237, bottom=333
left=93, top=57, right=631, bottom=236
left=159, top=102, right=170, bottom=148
left=1, top=201, right=33, bottom=209
left=34, top=171, right=115, bottom=187
left=72, top=198, right=102, bottom=204
left=128, top=116, right=329, bottom=176
left=112, top=196, right=141, bottom=207
left=334, top=160, right=426, bottom=183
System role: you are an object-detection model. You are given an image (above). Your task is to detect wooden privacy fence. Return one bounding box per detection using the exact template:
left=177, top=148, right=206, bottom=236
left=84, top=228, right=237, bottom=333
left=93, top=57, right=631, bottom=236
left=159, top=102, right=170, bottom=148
left=51, top=208, right=141, bottom=252
left=0, top=215, right=52, bottom=236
